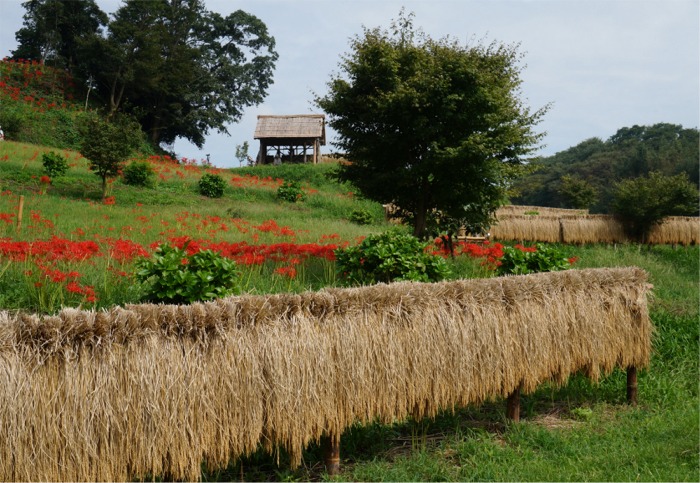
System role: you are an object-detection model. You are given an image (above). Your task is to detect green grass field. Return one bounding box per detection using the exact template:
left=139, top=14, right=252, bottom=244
left=0, top=139, right=698, bottom=481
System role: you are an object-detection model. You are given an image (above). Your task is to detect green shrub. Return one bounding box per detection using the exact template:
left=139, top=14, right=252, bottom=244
left=199, top=173, right=226, bottom=198
left=349, top=208, right=374, bottom=225
left=496, top=243, right=573, bottom=276
left=335, top=229, right=450, bottom=285
left=41, top=151, right=69, bottom=179
left=611, top=171, right=699, bottom=242
left=123, top=160, right=156, bottom=188
left=277, top=180, right=306, bottom=203
left=135, top=243, right=240, bottom=304
left=0, top=104, right=27, bottom=139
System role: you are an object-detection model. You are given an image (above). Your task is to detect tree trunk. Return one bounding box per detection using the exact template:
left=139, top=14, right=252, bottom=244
left=413, top=207, right=428, bottom=239
left=101, top=176, right=108, bottom=200
left=412, top=181, right=430, bottom=239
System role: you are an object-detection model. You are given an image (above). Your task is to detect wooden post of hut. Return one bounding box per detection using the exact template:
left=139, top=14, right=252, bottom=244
left=253, top=114, right=326, bottom=165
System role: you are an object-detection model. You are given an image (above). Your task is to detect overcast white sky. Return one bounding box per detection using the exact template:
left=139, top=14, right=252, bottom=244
left=1, top=0, right=698, bottom=168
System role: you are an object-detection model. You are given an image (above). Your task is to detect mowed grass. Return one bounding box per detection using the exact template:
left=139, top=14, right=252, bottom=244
left=1, top=140, right=698, bottom=481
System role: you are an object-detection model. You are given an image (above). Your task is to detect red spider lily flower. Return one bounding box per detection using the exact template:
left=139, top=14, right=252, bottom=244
left=39, top=175, right=51, bottom=185
left=274, top=266, right=297, bottom=279
left=568, top=257, right=579, bottom=265
left=103, top=196, right=116, bottom=205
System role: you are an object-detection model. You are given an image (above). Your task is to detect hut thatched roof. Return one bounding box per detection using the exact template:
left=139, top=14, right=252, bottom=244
left=254, top=114, right=326, bottom=144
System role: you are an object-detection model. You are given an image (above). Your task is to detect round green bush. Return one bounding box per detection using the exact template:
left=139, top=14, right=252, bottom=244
left=349, top=208, right=374, bottom=225
left=199, top=173, right=226, bottom=198
left=135, top=243, right=240, bottom=304
left=41, top=151, right=69, bottom=179
left=277, top=180, right=306, bottom=203
left=123, top=160, right=156, bottom=187
left=335, top=229, right=450, bottom=285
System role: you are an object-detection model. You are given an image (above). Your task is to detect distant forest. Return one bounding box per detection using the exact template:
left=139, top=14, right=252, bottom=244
left=511, top=123, right=699, bottom=213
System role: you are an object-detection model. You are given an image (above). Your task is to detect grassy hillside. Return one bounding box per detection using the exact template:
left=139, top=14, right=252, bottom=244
left=0, top=139, right=697, bottom=481
left=0, top=140, right=398, bottom=312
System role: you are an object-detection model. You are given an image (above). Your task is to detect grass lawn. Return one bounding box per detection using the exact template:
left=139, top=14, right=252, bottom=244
left=0, top=140, right=698, bottom=481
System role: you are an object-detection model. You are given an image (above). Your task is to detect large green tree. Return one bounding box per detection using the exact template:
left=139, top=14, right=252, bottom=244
left=83, top=0, right=278, bottom=148
left=315, top=12, right=547, bottom=238
left=12, top=0, right=107, bottom=74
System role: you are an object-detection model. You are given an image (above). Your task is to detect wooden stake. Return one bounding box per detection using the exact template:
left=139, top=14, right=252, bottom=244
left=321, top=433, right=340, bottom=476
left=16, top=195, right=24, bottom=233
left=627, top=366, right=638, bottom=406
left=506, top=385, right=521, bottom=422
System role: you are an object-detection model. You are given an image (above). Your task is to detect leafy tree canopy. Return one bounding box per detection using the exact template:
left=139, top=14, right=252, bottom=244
left=13, top=0, right=278, bottom=150
left=79, top=112, right=143, bottom=199
left=316, top=10, right=548, bottom=238
left=12, top=0, right=108, bottom=74
left=512, top=123, right=699, bottom=212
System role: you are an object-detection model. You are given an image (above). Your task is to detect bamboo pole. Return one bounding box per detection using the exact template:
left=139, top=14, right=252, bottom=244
left=321, top=433, right=340, bottom=476
left=627, top=366, right=638, bottom=406
left=506, top=385, right=521, bottom=422
left=16, top=195, right=24, bottom=233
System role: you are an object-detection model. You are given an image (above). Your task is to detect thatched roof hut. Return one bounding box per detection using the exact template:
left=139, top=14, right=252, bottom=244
left=253, top=114, right=326, bottom=165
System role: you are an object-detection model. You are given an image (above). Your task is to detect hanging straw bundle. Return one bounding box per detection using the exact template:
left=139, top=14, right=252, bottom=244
left=560, top=215, right=628, bottom=244
left=490, top=214, right=562, bottom=243
left=647, top=216, right=699, bottom=246
left=0, top=267, right=652, bottom=481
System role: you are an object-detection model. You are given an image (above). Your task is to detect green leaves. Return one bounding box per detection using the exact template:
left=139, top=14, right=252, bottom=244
left=78, top=112, right=142, bottom=199
left=41, top=151, right=69, bottom=179
left=316, top=10, right=547, bottom=238
left=496, top=244, right=572, bottom=276
left=277, top=181, right=306, bottom=203
left=86, top=0, right=278, bottom=148
left=335, top=229, right=450, bottom=285
left=122, top=161, right=156, bottom=188
left=612, top=171, right=698, bottom=242
left=135, top=243, right=240, bottom=304
left=198, top=173, right=226, bottom=198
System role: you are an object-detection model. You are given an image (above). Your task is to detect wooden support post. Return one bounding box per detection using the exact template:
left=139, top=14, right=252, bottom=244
left=627, top=366, right=638, bottom=406
left=16, top=195, right=24, bottom=233
left=321, top=433, right=340, bottom=476
left=506, top=385, right=521, bottom=422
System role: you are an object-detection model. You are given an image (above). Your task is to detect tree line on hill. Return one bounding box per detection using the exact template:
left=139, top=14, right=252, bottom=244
left=511, top=123, right=699, bottom=214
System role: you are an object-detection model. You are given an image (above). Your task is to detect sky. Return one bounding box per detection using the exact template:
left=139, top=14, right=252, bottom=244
left=1, top=0, right=698, bottom=168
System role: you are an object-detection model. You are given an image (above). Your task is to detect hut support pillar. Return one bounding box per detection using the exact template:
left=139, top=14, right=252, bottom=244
left=506, top=384, right=521, bottom=422
left=321, top=433, right=340, bottom=476
left=627, top=366, right=638, bottom=406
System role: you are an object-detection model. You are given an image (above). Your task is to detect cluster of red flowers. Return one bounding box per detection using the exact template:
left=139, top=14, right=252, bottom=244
left=430, top=238, right=538, bottom=268
left=253, top=219, right=296, bottom=237
left=163, top=236, right=342, bottom=264
left=0, top=236, right=100, bottom=262
left=0, top=58, right=76, bottom=110
left=230, top=174, right=283, bottom=189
